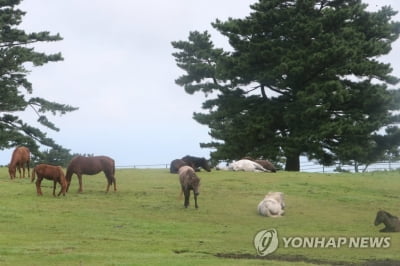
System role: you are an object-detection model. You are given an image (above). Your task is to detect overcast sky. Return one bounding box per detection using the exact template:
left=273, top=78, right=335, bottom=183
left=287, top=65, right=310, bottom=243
left=1, top=0, right=400, bottom=166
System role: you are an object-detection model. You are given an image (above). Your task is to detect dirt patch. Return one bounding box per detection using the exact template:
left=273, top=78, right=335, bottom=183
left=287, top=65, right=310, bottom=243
left=173, top=250, right=400, bottom=265
left=215, top=253, right=400, bottom=266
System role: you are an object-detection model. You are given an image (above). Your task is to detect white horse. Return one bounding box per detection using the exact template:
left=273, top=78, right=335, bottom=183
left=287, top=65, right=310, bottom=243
left=258, top=192, right=285, bottom=217
left=228, top=159, right=269, bottom=172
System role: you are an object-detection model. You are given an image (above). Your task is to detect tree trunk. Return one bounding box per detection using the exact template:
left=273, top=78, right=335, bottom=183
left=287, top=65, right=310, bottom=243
left=285, top=154, right=300, bottom=171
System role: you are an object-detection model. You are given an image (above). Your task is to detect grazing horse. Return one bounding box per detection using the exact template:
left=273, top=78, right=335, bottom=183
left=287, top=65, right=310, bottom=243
left=374, top=210, right=400, bottom=232
left=258, top=192, right=285, bottom=217
left=243, top=157, right=277, bottom=172
left=65, top=155, right=116, bottom=193
left=8, top=146, right=30, bottom=179
left=181, top=155, right=211, bottom=172
left=229, top=159, right=269, bottom=172
left=169, top=159, right=188, bottom=173
left=178, top=166, right=200, bottom=208
left=31, top=164, right=67, bottom=196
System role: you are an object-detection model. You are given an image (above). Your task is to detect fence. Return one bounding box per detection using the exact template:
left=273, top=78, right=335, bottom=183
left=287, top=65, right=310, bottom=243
left=116, top=163, right=169, bottom=169
left=116, top=160, right=400, bottom=173
left=300, top=160, right=400, bottom=173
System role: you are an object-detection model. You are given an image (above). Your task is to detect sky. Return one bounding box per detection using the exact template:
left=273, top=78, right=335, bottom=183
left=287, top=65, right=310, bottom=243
left=1, top=0, right=400, bottom=167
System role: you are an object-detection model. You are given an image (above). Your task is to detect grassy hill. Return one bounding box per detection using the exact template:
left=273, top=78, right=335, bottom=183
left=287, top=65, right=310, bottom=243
left=0, top=167, right=398, bottom=265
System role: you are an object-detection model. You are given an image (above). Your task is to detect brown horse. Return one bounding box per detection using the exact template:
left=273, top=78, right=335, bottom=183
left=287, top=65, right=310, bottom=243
left=179, top=166, right=200, bottom=208
left=8, top=146, right=30, bottom=179
left=65, top=155, right=116, bottom=193
left=31, top=164, right=67, bottom=196
left=169, top=159, right=188, bottom=173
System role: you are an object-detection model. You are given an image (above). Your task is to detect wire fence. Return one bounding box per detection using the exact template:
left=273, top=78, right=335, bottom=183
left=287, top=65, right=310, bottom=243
left=300, top=160, right=400, bottom=173
left=116, top=163, right=169, bottom=169
left=116, top=160, right=400, bottom=173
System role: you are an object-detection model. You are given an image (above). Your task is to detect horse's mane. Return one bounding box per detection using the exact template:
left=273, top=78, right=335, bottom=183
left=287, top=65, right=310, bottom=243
left=380, top=210, right=398, bottom=219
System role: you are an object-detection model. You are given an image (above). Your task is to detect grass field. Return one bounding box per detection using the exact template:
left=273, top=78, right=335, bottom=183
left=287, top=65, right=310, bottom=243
left=0, top=167, right=399, bottom=265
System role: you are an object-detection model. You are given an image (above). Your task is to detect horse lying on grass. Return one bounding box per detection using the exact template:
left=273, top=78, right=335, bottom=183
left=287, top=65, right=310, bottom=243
left=374, top=210, right=400, bottom=232
left=229, top=159, right=269, bottom=172
left=258, top=192, right=285, bottom=217
left=8, top=146, right=30, bottom=179
left=31, top=164, right=67, bottom=196
left=66, top=155, right=116, bottom=193
left=178, top=166, right=200, bottom=209
left=242, top=157, right=277, bottom=172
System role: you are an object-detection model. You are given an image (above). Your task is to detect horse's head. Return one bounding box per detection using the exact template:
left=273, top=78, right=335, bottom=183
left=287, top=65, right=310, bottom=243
left=200, top=158, right=211, bottom=172
left=374, top=210, right=388, bottom=226
left=8, top=166, right=15, bottom=179
left=192, top=176, right=200, bottom=196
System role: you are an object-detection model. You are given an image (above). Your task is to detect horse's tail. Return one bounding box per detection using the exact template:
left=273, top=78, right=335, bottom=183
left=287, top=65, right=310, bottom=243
left=111, top=159, right=116, bottom=184
left=31, top=167, right=36, bottom=183
left=113, top=159, right=115, bottom=176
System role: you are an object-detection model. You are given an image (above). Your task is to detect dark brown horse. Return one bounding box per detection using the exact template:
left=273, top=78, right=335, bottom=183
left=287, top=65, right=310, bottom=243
left=31, top=164, right=67, bottom=196
left=65, top=155, right=116, bottom=193
left=169, top=159, right=188, bottom=173
left=179, top=166, right=200, bottom=208
left=8, top=146, right=30, bottom=179
left=181, top=155, right=211, bottom=172
left=374, top=210, right=400, bottom=232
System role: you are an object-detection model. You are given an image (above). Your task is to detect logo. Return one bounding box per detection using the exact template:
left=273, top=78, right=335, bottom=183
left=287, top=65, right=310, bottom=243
left=254, top=229, right=279, bottom=256
left=253, top=228, right=391, bottom=257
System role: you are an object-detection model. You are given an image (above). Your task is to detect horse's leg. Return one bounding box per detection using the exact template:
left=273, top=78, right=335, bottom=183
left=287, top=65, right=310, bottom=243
left=17, top=165, right=22, bottom=178
left=66, top=175, right=71, bottom=192
left=105, top=180, right=111, bottom=193
left=184, top=189, right=190, bottom=208
left=35, top=177, right=43, bottom=196
left=57, top=180, right=64, bottom=196
left=77, top=174, right=83, bottom=193
left=59, top=178, right=66, bottom=196
left=104, top=171, right=117, bottom=192
left=53, top=180, right=57, bottom=197
left=22, top=165, right=25, bottom=178
left=194, top=193, right=198, bottom=209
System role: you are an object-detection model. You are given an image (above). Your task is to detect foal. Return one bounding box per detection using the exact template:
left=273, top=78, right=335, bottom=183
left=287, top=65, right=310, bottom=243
left=374, top=210, right=400, bottom=232
left=31, top=164, right=67, bottom=196
left=178, top=166, right=200, bottom=208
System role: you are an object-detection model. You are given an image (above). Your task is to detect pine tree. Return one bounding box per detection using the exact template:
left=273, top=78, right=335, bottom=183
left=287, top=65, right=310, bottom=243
left=172, top=0, right=400, bottom=171
left=0, top=0, right=77, bottom=155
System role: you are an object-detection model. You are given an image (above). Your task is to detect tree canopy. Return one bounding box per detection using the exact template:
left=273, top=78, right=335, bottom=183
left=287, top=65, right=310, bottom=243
left=0, top=0, right=77, bottom=157
left=172, top=0, right=400, bottom=171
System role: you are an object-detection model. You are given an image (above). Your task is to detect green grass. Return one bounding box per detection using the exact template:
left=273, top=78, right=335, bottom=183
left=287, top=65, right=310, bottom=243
left=0, top=168, right=399, bottom=265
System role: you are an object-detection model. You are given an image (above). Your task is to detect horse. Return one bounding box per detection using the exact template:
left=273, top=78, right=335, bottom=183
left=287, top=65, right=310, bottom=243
left=257, top=192, right=285, bottom=217
left=169, top=159, right=188, bottom=173
left=31, top=164, right=67, bottom=196
left=178, top=166, right=200, bottom=208
left=243, top=157, right=277, bottom=172
left=65, top=155, right=116, bottom=193
left=8, top=146, right=30, bottom=179
left=229, top=159, right=269, bottom=172
left=374, top=210, right=400, bottom=232
left=181, top=155, right=211, bottom=172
